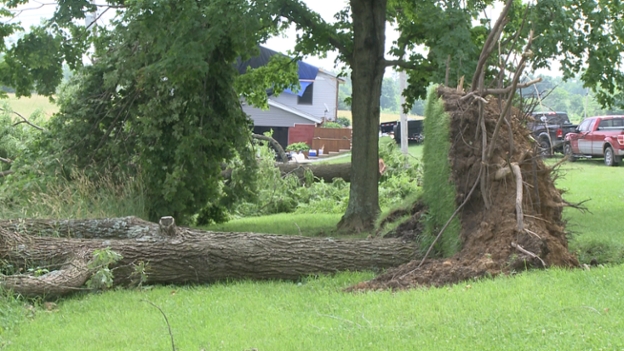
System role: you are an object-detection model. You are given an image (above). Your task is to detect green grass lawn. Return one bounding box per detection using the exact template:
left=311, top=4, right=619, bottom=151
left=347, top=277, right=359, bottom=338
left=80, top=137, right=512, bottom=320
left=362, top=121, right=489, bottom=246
left=318, top=140, right=423, bottom=165
left=206, top=213, right=345, bottom=237
left=557, top=158, right=624, bottom=264
left=4, top=267, right=624, bottom=350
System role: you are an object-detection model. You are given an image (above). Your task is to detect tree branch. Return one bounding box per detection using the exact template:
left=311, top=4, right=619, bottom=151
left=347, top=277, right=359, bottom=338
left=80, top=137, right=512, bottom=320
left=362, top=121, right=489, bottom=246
left=0, top=107, right=45, bottom=131
left=483, top=78, right=542, bottom=95
left=471, top=0, right=514, bottom=90
left=0, top=170, right=14, bottom=177
left=382, top=59, right=428, bottom=70
left=0, top=157, right=12, bottom=164
left=487, top=31, right=534, bottom=160
left=275, top=0, right=351, bottom=63
left=252, top=133, right=289, bottom=163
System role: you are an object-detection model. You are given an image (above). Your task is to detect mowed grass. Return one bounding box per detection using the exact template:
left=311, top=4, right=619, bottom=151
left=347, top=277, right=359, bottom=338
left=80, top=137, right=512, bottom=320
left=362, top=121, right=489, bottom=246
left=557, top=158, right=624, bottom=264
left=3, top=94, right=58, bottom=118
left=4, top=267, right=624, bottom=350
left=205, top=213, right=344, bottom=237
left=318, top=139, right=423, bottom=165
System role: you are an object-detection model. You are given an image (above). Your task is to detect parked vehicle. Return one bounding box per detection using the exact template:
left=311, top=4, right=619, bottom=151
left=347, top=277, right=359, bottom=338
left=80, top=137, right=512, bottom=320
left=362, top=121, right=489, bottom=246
left=393, top=119, right=425, bottom=144
left=564, top=116, right=624, bottom=166
left=380, top=121, right=398, bottom=135
left=527, top=111, right=577, bottom=156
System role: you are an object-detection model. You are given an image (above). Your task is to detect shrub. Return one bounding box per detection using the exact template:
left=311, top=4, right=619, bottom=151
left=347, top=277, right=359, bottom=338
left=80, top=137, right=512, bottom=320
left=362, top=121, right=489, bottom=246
left=223, top=133, right=422, bottom=220
left=321, top=121, right=343, bottom=128
left=336, top=117, right=351, bottom=127
left=285, top=142, right=310, bottom=152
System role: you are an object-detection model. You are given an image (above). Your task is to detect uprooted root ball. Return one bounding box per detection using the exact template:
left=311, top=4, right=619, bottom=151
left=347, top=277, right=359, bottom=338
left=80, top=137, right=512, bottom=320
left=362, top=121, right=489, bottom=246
left=351, top=86, right=578, bottom=291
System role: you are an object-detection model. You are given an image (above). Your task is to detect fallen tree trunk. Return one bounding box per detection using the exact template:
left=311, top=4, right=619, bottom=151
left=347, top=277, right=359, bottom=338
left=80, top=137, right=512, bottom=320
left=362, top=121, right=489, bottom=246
left=277, top=162, right=351, bottom=182
left=278, top=162, right=351, bottom=183
left=0, top=217, right=418, bottom=297
left=222, top=162, right=351, bottom=183
left=221, top=162, right=352, bottom=183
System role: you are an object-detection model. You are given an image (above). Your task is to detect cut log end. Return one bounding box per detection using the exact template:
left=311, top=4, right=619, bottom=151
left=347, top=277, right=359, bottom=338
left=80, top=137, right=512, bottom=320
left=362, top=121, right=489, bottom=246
left=158, top=216, right=177, bottom=236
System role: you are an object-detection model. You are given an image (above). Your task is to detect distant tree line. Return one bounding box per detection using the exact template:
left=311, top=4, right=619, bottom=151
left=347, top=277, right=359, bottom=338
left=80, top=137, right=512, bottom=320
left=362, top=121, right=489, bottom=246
left=338, top=71, right=624, bottom=123
left=337, top=71, right=425, bottom=116
left=522, top=74, right=624, bottom=123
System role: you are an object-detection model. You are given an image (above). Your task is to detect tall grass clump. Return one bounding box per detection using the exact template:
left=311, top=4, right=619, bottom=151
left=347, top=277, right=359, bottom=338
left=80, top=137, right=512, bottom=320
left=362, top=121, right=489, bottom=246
left=421, top=85, right=460, bottom=256
left=0, top=97, right=147, bottom=220
left=0, top=170, right=147, bottom=220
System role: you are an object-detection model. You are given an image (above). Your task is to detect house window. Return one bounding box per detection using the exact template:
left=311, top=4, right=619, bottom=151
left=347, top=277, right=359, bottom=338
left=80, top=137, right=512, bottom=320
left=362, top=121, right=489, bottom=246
left=298, top=83, right=313, bottom=105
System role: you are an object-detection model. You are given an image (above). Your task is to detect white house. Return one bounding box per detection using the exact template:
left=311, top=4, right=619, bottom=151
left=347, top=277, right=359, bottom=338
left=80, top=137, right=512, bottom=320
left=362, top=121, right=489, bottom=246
left=238, top=46, right=344, bottom=149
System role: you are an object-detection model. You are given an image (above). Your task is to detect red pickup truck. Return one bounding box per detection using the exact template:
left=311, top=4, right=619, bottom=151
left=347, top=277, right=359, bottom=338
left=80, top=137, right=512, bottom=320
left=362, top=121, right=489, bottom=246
left=564, top=116, right=624, bottom=166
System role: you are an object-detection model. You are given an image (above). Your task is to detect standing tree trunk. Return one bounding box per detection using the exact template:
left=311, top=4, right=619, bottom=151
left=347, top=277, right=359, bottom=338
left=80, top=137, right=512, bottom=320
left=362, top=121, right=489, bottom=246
left=338, top=0, right=387, bottom=232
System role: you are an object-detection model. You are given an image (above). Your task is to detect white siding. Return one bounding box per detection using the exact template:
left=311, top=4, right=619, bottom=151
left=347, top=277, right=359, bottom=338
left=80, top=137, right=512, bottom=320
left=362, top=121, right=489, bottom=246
left=245, top=70, right=341, bottom=128
left=243, top=104, right=316, bottom=127
left=272, top=70, right=340, bottom=120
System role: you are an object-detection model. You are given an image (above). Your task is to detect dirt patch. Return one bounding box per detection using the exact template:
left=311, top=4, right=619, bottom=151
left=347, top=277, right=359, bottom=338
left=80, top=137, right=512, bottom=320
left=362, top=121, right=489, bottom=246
left=376, top=201, right=426, bottom=242
left=352, top=86, right=579, bottom=291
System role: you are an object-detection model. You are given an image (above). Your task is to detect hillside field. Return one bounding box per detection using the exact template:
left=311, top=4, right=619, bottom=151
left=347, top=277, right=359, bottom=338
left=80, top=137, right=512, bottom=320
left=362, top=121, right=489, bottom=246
left=337, top=110, right=423, bottom=123
left=2, top=94, right=58, bottom=118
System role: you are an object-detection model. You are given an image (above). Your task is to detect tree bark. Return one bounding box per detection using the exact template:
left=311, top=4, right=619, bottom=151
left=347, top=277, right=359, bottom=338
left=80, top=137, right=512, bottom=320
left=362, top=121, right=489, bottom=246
left=252, top=133, right=289, bottom=163
left=222, top=162, right=351, bottom=183
left=277, top=162, right=351, bottom=182
left=338, top=0, right=387, bottom=232
left=0, top=217, right=419, bottom=297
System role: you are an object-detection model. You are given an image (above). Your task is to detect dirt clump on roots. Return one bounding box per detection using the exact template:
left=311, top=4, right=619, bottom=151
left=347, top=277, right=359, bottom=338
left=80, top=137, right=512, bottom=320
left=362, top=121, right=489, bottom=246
left=350, top=86, right=579, bottom=291
left=376, top=201, right=426, bottom=242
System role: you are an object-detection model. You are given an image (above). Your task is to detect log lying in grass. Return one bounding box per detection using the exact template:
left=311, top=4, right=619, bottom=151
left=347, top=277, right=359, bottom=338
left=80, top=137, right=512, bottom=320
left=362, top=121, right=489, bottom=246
left=277, top=162, right=351, bottom=182
left=222, top=162, right=351, bottom=183
left=0, top=217, right=418, bottom=297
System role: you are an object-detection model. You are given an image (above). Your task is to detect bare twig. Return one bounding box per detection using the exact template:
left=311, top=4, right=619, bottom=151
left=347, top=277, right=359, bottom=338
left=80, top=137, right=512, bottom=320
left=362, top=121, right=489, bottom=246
left=563, top=199, right=590, bottom=213
left=0, top=107, right=45, bottom=131
left=546, top=156, right=570, bottom=172
left=142, top=300, right=176, bottom=351
left=0, top=157, right=12, bottom=164
left=524, top=214, right=550, bottom=223
left=85, top=6, right=111, bottom=31
left=471, top=0, right=514, bottom=90
left=524, top=228, right=541, bottom=239
left=511, top=242, right=546, bottom=267
left=483, top=78, right=542, bottom=95
left=487, top=31, right=534, bottom=160
left=0, top=170, right=14, bottom=177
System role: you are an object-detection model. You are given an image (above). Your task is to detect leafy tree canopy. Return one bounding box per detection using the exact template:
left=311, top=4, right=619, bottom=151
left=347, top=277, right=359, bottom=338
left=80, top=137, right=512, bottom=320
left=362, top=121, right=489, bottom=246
left=1, top=0, right=300, bottom=223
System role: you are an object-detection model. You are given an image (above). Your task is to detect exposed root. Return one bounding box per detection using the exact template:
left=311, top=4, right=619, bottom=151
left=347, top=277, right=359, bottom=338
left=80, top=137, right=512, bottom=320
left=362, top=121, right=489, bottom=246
left=511, top=162, right=524, bottom=232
